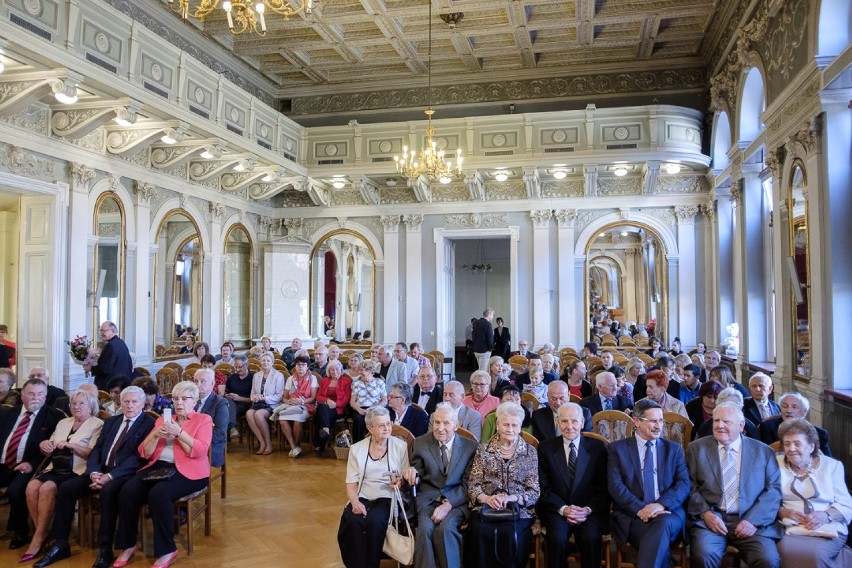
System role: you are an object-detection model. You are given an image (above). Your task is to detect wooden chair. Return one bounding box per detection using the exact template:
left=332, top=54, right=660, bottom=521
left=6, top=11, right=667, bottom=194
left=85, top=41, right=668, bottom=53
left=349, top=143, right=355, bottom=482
left=520, top=431, right=539, bottom=448
left=618, top=336, right=636, bottom=347
left=391, top=424, right=415, bottom=462
left=427, top=350, right=444, bottom=374
left=662, top=412, right=693, bottom=454
left=247, top=359, right=261, bottom=373
left=456, top=427, right=477, bottom=441
left=134, top=366, right=151, bottom=376
left=164, top=362, right=184, bottom=375
left=155, top=368, right=178, bottom=395
left=592, top=410, right=634, bottom=443
left=184, top=362, right=202, bottom=375
left=510, top=363, right=526, bottom=374
left=97, top=390, right=111, bottom=405
left=210, top=442, right=227, bottom=499
left=638, top=354, right=655, bottom=367
left=508, top=355, right=529, bottom=367
left=569, top=394, right=582, bottom=404
left=182, top=370, right=196, bottom=381
left=582, top=431, right=610, bottom=445
left=521, top=392, right=541, bottom=411
left=770, top=441, right=781, bottom=452
left=97, top=409, right=112, bottom=421
left=164, top=347, right=180, bottom=355
left=155, top=345, right=167, bottom=357
left=145, top=410, right=160, bottom=420
left=215, top=363, right=234, bottom=376
left=559, top=347, right=578, bottom=357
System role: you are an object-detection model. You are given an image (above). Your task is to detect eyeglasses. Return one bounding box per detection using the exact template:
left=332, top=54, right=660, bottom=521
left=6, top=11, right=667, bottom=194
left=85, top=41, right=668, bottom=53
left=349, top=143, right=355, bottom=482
left=636, top=417, right=665, bottom=425
left=388, top=395, right=404, bottom=400
left=173, top=396, right=195, bottom=403
left=471, top=382, right=489, bottom=387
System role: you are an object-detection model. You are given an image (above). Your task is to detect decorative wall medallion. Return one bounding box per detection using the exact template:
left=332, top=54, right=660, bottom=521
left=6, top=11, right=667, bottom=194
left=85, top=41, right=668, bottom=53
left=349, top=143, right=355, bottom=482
left=379, top=140, right=392, bottom=153
left=614, top=127, right=629, bottom=140
left=260, top=124, right=269, bottom=138
left=94, top=32, right=110, bottom=53
left=150, top=63, right=163, bottom=82
left=492, top=133, right=507, bottom=147
left=435, top=137, right=448, bottom=150
left=285, top=138, right=295, bottom=151
left=24, top=0, right=41, bottom=16
left=194, top=88, right=205, bottom=104
left=324, top=143, right=338, bottom=157
left=281, top=280, right=298, bottom=298
left=686, top=128, right=695, bottom=142
left=230, top=107, right=239, bottom=122
left=552, top=129, right=567, bottom=143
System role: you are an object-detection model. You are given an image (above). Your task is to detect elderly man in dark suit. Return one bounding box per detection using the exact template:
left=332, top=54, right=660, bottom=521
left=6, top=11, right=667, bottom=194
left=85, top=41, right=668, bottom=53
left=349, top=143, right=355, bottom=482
left=758, top=391, right=831, bottom=456
left=84, top=321, right=133, bottom=391
left=0, top=378, right=63, bottom=549
left=538, top=403, right=609, bottom=568
left=579, top=372, right=633, bottom=416
left=531, top=381, right=592, bottom=441
left=742, top=373, right=780, bottom=426
left=403, top=403, right=477, bottom=568
left=193, top=368, right=229, bottom=468
left=607, top=399, right=690, bottom=568
left=687, top=402, right=782, bottom=568
left=412, top=366, right=443, bottom=415
left=35, top=386, right=156, bottom=568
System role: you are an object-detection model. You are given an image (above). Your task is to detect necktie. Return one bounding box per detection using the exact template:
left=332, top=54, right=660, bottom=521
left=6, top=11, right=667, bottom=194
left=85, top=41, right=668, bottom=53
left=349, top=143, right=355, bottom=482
left=106, top=419, right=131, bottom=469
left=195, top=399, right=202, bottom=412
left=643, top=440, right=656, bottom=504
left=721, top=445, right=739, bottom=514
left=604, top=397, right=613, bottom=410
left=4, top=411, right=32, bottom=467
left=568, top=441, right=577, bottom=484
left=440, top=443, right=449, bottom=473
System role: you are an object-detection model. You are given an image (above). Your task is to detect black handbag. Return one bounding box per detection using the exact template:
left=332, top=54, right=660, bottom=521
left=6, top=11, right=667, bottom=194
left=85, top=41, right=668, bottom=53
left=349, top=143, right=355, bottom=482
left=478, top=502, right=520, bottom=564
left=142, top=466, right=176, bottom=483
left=46, top=448, right=75, bottom=476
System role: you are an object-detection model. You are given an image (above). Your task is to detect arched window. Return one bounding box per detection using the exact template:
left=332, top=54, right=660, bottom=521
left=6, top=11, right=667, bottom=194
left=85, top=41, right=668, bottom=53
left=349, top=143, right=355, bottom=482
left=738, top=67, right=766, bottom=142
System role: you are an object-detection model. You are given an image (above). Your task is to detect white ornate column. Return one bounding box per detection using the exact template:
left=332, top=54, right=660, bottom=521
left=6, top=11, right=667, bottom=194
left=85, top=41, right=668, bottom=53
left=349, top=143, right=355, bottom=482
left=624, top=248, right=637, bottom=323
left=530, top=210, right=553, bottom=349
left=336, top=242, right=350, bottom=342
left=573, top=255, right=586, bottom=348
left=381, top=215, right=401, bottom=342
left=403, top=214, right=423, bottom=342
left=675, top=205, right=700, bottom=347
left=742, top=163, right=767, bottom=363
left=554, top=209, right=577, bottom=347
left=133, top=181, right=155, bottom=362
left=730, top=176, right=749, bottom=369
left=67, top=163, right=94, bottom=367
left=206, top=202, right=226, bottom=349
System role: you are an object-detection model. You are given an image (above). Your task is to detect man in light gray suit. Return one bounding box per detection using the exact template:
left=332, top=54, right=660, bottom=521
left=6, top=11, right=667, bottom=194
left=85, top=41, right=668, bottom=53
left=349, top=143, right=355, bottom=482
left=403, top=403, right=478, bottom=568
left=428, top=381, right=482, bottom=440
left=686, top=402, right=782, bottom=568
left=385, top=342, right=420, bottom=392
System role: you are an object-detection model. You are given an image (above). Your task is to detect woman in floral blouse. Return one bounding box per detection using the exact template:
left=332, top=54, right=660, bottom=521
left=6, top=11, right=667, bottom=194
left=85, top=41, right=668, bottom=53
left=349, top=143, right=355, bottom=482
left=348, top=359, right=386, bottom=442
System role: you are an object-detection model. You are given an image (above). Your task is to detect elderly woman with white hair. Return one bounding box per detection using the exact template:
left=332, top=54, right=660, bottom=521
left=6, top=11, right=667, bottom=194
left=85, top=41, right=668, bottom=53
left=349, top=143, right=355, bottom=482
left=19, top=389, right=103, bottom=562
left=467, top=401, right=540, bottom=567
left=760, top=392, right=832, bottom=456
left=337, top=406, right=409, bottom=568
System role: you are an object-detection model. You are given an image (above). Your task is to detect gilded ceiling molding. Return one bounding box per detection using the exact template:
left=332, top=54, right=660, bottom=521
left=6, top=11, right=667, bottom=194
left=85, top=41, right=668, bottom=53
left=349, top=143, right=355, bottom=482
left=290, top=68, right=706, bottom=115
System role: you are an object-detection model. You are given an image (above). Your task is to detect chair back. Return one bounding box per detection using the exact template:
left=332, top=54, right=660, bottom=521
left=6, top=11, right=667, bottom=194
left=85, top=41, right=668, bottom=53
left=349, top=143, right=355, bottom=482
left=215, top=363, right=234, bottom=376
left=164, top=362, right=184, bottom=375
left=520, top=431, right=539, bottom=448
left=769, top=441, right=781, bottom=452
left=569, top=394, right=582, bottom=404
left=156, top=368, right=179, bottom=394
left=391, top=424, right=415, bottom=462
left=661, top=412, right=693, bottom=453
left=97, top=409, right=113, bottom=421
left=581, top=431, right=610, bottom=445
left=185, top=362, right=202, bottom=375
left=592, top=410, right=634, bottom=443
left=247, top=358, right=261, bottom=373
left=456, top=427, right=477, bottom=442
left=97, top=390, right=112, bottom=404
left=520, top=392, right=541, bottom=411
left=508, top=355, right=529, bottom=367
left=134, top=366, right=151, bottom=376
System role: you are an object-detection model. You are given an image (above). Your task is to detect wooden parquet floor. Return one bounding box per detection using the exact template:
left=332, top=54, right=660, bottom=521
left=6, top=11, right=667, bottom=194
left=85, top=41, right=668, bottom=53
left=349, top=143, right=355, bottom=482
left=0, top=443, right=384, bottom=568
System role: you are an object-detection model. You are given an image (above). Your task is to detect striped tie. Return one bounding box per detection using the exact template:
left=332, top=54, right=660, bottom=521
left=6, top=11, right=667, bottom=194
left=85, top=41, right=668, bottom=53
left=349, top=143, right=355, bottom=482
left=568, top=441, right=577, bottom=483
left=721, top=445, right=739, bottom=514
left=4, top=411, right=32, bottom=468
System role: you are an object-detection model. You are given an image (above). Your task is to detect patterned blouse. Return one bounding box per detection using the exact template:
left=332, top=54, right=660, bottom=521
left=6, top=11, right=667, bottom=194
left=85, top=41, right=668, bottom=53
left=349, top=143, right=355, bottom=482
left=351, top=377, right=387, bottom=409
left=468, top=434, right=540, bottom=519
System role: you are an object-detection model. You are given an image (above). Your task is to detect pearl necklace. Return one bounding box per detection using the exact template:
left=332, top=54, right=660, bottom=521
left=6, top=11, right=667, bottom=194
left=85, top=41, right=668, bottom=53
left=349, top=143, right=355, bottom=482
left=784, top=456, right=815, bottom=480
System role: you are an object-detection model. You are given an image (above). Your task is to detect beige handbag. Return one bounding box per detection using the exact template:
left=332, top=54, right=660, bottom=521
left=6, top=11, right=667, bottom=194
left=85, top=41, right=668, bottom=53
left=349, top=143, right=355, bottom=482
left=382, top=486, right=414, bottom=565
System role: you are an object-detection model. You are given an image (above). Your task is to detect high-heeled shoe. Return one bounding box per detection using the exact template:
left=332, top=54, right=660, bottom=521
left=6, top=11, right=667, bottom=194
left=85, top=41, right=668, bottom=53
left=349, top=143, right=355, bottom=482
left=151, top=550, right=178, bottom=568
left=112, top=546, right=136, bottom=568
left=19, top=545, right=43, bottom=563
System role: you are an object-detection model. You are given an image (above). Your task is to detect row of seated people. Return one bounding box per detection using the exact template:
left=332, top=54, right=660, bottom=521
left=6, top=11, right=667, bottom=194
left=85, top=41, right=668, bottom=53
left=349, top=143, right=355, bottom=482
left=338, top=400, right=852, bottom=568
left=0, top=374, right=224, bottom=568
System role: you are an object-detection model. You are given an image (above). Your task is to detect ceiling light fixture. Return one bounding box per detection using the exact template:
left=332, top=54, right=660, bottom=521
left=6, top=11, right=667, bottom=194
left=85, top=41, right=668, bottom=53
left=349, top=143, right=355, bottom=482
left=233, top=161, right=245, bottom=171
left=462, top=240, right=493, bottom=274
left=613, top=167, right=628, bottom=177
left=54, top=90, right=78, bottom=105
left=385, top=178, right=397, bottom=187
left=620, top=231, right=629, bottom=237
left=332, top=179, right=346, bottom=189
left=169, top=0, right=312, bottom=35
left=553, top=170, right=567, bottom=180
left=395, top=2, right=462, bottom=184
left=494, top=171, right=509, bottom=182
left=665, top=163, right=682, bottom=174
left=200, top=150, right=214, bottom=159
left=599, top=232, right=606, bottom=237
left=160, top=134, right=178, bottom=144
left=114, top=117, right=132, bottom=126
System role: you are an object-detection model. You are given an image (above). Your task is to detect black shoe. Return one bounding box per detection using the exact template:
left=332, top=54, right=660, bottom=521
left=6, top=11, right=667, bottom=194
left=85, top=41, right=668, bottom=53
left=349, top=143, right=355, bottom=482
left=91, top=546, right=114, bottom=568
left=9, top=531, right=29, bottom=550
left=33, top=543, right=70, bottom=567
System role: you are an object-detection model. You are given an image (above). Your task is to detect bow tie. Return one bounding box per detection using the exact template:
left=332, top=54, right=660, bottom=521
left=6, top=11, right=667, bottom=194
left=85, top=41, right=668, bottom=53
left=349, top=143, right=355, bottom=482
left=421, top=391, right=432, bottom=396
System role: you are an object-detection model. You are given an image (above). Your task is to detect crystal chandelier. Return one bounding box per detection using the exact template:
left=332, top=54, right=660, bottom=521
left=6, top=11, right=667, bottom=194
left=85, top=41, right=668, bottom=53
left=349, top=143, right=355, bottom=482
left=168, top=0, right=312, bottom=35
left=394, top=2, right=463, bottom=185
left=462, top=241, right=492, bottom=273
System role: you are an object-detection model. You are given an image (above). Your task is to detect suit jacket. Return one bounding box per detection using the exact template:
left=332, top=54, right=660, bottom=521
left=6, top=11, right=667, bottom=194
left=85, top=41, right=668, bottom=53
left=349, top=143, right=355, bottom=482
left=537, top=434, right=610, bottom=530
left=759, top=417, right=831, bottom=457
left=85, top=412, right=156, bottom=480
left=385, top=357, right=419, bottom=392
left=742, top=398, right=780, bottom=426
left=411, top=433, right=478, bottom=512
left=607, top=436, right=691, bottom=542
left=685, top=398, right=709, bottom=439
left=493, top=327, right=511, bottom=358
left=91, top=335, right=133, bottom=391
left=530, top=406, right=592, bottom=441
left=199, top=393, right=230, bottom=467
left=579, top=393, right=634, bottom=416
left=430, top=405, right=482, bottom=440
left=685, top=435, right=782, bottom=538
left=471, top=317, right=494, bottom=353
left=412, top=383, right=444, bottom=415
left=389, top=405, right=429, bottom=438
left=142, top=413, right=213, bottom=481
left=0, top=404, right=64, bottom=469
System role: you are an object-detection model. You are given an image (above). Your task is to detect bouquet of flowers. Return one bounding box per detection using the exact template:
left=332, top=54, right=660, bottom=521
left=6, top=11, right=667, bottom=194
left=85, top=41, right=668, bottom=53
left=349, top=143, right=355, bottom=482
left=66, top=335, right=98, bottom=366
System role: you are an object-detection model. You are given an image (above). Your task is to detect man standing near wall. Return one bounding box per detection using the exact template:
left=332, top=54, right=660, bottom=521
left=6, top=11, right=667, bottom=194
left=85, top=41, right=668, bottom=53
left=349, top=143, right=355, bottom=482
left=471, top=308, right=495, bottom=372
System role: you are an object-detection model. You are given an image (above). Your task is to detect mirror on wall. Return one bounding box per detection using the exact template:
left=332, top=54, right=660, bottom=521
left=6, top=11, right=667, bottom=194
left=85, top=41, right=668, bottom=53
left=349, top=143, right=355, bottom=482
left=310, top=230, right=375, bottom=341
left=92, top=194, right=125, bottom=339
left=586, top=225, right=667, bottom=342
left=223, top=225, right=252, bottom=347
left=789, top=163, right=810, bottom=378
left=153, top=211, right=203, bottom=358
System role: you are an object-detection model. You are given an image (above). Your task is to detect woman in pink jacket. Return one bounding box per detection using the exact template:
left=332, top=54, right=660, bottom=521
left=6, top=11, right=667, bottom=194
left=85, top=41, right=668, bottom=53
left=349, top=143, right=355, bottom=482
left=113, top=381, right=212, bottom=568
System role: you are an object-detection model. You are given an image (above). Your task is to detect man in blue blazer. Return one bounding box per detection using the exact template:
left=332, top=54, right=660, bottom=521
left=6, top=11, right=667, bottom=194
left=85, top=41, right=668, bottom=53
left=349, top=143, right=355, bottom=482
left=193, top=368, right=229, bottom=468
left=538, top=403, right=609, bottom=568
left=608, top=399, right=690, bottom=568
left=579, top=372, right=633, bottom=416
left=36, top=386, right=155, bottom=568
left=686, top=402, right=782, bottom=568
left=403, top=403, right=478, bottom=568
